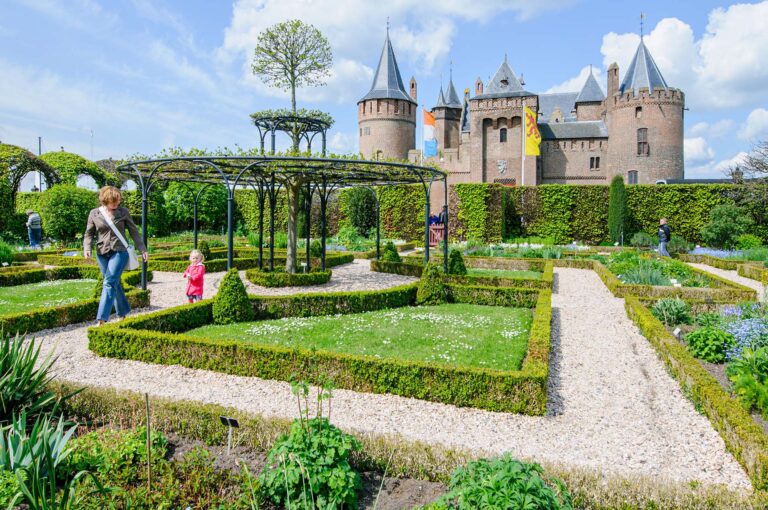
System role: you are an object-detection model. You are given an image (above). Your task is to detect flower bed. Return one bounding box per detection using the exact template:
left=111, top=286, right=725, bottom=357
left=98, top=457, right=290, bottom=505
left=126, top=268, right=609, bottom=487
left=0, top=267, right=151, bottom=334
left=88, top=284, right=552, bottom=414
left=245, top=268, right=332, bottom=287
left=625, top=296, right=768, bottom=490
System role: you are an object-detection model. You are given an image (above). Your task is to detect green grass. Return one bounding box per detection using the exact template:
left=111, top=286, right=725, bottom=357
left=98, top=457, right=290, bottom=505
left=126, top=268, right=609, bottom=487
left=466, top=268, right=542, bottom=279
left=0, top=279, right=96, bottom=315
left=187, top=304, right=532, bottom=371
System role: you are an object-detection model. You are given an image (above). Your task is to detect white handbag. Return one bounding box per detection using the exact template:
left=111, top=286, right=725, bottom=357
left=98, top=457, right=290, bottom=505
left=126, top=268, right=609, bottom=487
left=100, top=207, right=140, bottom=271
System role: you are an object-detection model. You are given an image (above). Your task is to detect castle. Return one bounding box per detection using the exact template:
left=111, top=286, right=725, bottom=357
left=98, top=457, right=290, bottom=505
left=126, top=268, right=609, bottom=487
left=357, top=31, right=685, bottom=187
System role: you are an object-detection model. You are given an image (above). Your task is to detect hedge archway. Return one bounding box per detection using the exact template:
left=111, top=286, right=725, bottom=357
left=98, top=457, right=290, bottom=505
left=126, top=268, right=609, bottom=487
left=0, top=143, right=60, bottom=194
left=40, top=151, right=117, bottom=188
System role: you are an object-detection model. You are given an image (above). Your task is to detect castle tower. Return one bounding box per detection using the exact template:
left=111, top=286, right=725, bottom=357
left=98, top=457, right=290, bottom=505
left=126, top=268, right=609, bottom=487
left=357, top=31, right=416, bottom=160
left=606, top=39, right=684, bottom=183
left=432, top=77, right=462, bottom=151
left=469, top=57, right=538, bottom=186
left=574, top=68, right=605, bottom=121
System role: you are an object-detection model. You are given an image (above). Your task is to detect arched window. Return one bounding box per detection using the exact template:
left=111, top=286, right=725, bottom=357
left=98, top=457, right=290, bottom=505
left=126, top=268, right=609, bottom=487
left=628, top=170, right=638, bottom=184
left=499, top=128, right=507, bottom=143
left=637, top=128, right=649, bottom=156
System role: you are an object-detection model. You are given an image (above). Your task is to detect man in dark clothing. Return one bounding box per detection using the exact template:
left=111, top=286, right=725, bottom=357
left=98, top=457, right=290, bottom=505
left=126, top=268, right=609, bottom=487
left=26, top=209, right=42, bottom=248
left=658, top=218, right=671, bottom=257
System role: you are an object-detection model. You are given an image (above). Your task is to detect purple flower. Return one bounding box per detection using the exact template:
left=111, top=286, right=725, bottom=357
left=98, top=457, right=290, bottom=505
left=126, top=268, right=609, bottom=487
left=724, top=318, right=768, bottom=361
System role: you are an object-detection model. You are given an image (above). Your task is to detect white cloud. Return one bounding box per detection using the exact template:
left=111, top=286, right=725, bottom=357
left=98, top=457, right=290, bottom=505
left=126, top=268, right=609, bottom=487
left=545, top=65, right=605, bottom=94
left=684, top=137, right=715, bottom=164
left=328, top=131, right=357, bottom=155
left=688, top=119, right=734, bottom=138
left=739, top=108, right=768, bottom=140
left=686, top=151, right=747, bottom=179
left=217, top=0, right=572, bottom=106
left=600, top=3, right=768, bottom=110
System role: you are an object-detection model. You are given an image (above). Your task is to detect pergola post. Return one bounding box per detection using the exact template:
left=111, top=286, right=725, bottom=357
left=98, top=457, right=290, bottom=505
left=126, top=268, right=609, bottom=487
left=305, top=182, right=312, bottom=271
left=320, top=176, right=328, bottom=271
left=443, top=182, right=449, bottom=273
left=226, top=187, right=234, bottom=270
left=375, top=190, right=381, bottom=260
left=139, top=173, right=149, bottom=291
left=424, top=188, right=431, bottom=265
left=268, top=176, right=276, bottom=271
left=193, top=200, right=198, bottom=249
left=257, top=182, right=265, bottom=270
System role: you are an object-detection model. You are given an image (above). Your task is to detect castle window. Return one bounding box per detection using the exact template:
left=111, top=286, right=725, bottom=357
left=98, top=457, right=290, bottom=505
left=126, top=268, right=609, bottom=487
left=637, top=128, right=649, bottom=156
left=589, top=140, right=595, bottom=150
left=364, top=127, right=371, bottom=136
left=628, top=170, right=638, bottom=184
left=395, top=101, right=400, bottom=114
left=590, top=156, right=601, bottom=170
left=635, top=107, right=642, bottom=119
left=499, top=128, right=507, bottom=143
left=359, top=128, right=362, bottom=136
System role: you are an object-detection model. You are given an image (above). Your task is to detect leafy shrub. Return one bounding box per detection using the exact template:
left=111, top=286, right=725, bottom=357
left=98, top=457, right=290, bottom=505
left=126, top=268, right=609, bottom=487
left=0, top=333, right=58, bottom=425
left=0, top=240, right=13, bottom=266
left=447, top=248, right=467, bottom=275
left=39, top=185, right=97, bottom=242
left=621, top=262, right=669, bottom=286
left=685, top=327, right=734, bottom=363
left=335, top=225, right=368, bottom=251
left=343, top=187, right=377, bottom=237
left=651, top=298, right=692, bottom=326
left=695, top=312, right=722, bottom=328
left=608, top=175, right=627, bottom=243
left=737, top=233, right=763, bottom=249
left=701, top=204, right=754, bottom=249
left=667, top=235, right=692, bottom=254
left=630, top=232, right=654, bottom=248
left=417, top=263, right=447, bottom=305
left=380, top=241, right=401, bottom=263
left=212, top=269, right=253, bottom=324
left=0, top=470, right=20, bottom=509
left=310, top=239, right=322, bottom=258
left=727, top=347, right=768, bottom=419
left=197, top=240, right=211, bottom=261
left=433, top=454, right=572, bottom=510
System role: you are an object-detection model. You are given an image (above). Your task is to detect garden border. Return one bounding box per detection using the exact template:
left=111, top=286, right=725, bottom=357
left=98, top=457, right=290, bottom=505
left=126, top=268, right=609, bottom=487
left=88, top=284, right=551, bottom=413
left=625, top=296, right=768, bottom=490
left=245, top=268, right=332, bottom=287
left=0, top=267, right=151, bottom=334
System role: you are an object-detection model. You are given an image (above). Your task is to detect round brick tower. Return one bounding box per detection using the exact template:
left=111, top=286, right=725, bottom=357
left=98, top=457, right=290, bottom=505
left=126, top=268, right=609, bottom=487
left=606, top=40, right=684, bottom=183
left=357, top=32, right=416, bottom=161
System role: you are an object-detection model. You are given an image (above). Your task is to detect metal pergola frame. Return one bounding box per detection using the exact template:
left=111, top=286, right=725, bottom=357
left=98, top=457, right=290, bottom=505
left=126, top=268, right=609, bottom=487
left=116, top=156, right=449, bottom=290
left=252, top=114, right=332, bottom=155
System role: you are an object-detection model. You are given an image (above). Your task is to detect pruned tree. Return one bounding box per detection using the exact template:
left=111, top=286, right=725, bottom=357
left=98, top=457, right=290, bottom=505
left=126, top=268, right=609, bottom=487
left=725, top=140, right=768, bottom=241
left=251, top=19, right=333, bottom=273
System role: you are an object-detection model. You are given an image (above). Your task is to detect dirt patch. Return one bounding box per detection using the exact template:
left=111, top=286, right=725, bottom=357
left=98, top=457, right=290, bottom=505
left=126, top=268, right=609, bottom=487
left=165, top=434, right=445, bottom=508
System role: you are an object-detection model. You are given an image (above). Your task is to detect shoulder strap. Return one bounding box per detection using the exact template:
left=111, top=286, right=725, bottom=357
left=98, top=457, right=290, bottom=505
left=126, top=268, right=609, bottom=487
left=99, top=207, right=130, bottom=249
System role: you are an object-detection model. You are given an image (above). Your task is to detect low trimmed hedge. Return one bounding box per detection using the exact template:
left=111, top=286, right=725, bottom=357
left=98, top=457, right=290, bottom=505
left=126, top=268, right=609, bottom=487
left=0, top=268, right=151, bottom=334
left=370, top=260, right=424, bottom=277
left=625, top=296, right=768, bottom=490
left=678, top=253, right=740, bottom=270
left=11, top=249, right=66, bottom=262
left=150, top=253, right=354, bottom=273
left=446, top=261, right=553, bottom=290
left=356, top=242, right=417, bottom=259
left=244, top=268, right=332, bottom=287
left=88, top=284, right=552, bottom=414
left=404, top=254, right=550, bottom=272
left=738, top=263, right=768, bottom=285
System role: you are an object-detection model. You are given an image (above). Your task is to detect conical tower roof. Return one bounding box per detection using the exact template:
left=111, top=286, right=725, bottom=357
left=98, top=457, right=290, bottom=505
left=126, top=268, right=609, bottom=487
left=435, top=86, right=447, bottom=108
left=619, top=39, right=668, bottom=95
left=575, top=69, right=605, bottom=103
left=475, top=56, right=530, bottom=99
left=359, top=33, right=415, bottom=104
left=444, top=79, right=462, bottom=108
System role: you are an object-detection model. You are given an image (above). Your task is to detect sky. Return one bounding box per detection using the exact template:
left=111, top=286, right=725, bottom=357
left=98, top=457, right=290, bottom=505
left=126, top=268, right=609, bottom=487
left=1, top=0, right=768, bottom=185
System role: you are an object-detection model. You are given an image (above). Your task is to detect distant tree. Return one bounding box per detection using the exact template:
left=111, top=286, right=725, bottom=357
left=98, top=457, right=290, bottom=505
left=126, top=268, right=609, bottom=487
left=251, top=19, right=333, bottom=273
left=608, top=175, right=627, bottom=244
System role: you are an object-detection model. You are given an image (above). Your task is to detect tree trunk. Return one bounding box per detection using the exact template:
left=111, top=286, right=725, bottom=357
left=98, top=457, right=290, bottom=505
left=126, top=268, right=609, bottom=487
left=285, top=180, right=300, bottom=273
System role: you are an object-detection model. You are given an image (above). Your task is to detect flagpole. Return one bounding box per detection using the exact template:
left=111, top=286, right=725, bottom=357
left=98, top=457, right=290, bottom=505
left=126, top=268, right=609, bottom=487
left=521, top=99, right=525, bottom=187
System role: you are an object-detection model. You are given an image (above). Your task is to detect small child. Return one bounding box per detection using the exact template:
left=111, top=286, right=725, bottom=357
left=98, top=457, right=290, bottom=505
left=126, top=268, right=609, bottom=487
left=183, top=250, right=205, bottom=303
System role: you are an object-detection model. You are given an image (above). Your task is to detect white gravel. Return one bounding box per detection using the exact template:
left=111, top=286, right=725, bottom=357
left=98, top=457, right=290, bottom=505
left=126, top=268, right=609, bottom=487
left=32, top=264, right=751, bottom=490
left=688, top=263, right=766, bottom=302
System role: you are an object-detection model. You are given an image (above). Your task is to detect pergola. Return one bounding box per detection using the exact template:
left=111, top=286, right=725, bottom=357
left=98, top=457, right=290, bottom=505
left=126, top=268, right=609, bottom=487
left=117, top=155, right=448, bottom=290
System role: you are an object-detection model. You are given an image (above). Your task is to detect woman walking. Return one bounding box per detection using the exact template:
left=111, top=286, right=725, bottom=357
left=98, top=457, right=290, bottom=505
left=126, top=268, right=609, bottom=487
left=83, top=186, right=148, bottom=325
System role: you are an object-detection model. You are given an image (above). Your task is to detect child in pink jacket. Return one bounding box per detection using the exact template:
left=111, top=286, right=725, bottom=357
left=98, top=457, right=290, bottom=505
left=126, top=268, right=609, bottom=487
left=183, top=249, right=205, bottom=302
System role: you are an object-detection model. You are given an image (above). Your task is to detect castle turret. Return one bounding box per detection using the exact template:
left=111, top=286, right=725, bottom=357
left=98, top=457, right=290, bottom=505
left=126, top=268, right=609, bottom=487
left=574, top=68, right=605, bottom=121
left=433, top=77, right=462, bottom=151
left=606, top=39, right=684, bottom=183
left=357, top=31, right=416, bottom=160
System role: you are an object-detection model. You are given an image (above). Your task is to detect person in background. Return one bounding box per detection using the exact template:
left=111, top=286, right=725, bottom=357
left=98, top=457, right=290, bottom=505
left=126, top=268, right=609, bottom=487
left=25, top=209, right=42, bottom=249
left=84, top=186, right=148, bottom=325
left=658, top=218, right=671, bottom=257
left=183, top=249, right=205, bottom=303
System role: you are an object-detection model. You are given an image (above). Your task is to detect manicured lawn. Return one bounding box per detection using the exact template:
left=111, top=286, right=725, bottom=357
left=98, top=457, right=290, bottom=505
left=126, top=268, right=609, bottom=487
left=187, top=304, right=532, bottom=370
left=0, top=279, right=96, bottom=315
left=466, top=268, right=542, bottom=279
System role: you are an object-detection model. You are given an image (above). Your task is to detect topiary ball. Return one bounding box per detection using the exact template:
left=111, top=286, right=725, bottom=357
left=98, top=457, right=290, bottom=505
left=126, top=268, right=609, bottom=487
left=416, top=263, right=447, bottom=305
left=447, top=248, right=467, bottom=276
left=198, top=240, right=211, bottom=262
left=213, top=269, right=253, bottom=324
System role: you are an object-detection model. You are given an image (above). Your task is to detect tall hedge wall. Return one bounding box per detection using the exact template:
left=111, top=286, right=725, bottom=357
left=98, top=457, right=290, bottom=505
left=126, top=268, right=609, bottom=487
left=448, top=184, right=504, bottom=243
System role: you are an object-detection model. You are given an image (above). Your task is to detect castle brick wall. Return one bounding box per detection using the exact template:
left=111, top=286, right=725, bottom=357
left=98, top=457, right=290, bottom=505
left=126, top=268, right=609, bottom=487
left=358, top=98, right=416, bottom=160
left=540, top=138, right=609, bottom=184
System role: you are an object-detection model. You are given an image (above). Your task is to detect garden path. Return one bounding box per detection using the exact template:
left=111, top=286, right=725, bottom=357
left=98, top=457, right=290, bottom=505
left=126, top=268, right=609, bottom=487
left=688, top=263, right=766, bottom=301
left=33, top=265, right=751, bottom=490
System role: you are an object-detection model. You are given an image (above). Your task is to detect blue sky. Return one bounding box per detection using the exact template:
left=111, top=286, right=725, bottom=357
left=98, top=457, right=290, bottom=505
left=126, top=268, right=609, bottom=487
left=2, top=0, right=767, bottom=183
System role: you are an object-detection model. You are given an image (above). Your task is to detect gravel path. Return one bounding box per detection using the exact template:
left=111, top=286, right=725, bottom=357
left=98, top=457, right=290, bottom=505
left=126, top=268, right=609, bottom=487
left=689, top=263, right=766, bottom=302
left=33, top=265, right=750, bottom=489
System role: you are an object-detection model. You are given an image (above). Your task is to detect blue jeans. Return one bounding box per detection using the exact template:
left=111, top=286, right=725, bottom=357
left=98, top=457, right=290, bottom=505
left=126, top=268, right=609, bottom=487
left=96, top=250, right=130, bottom=321
left=28, top=228, right=41, bottom=248
left=659, top=241, right=670, bottom=257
